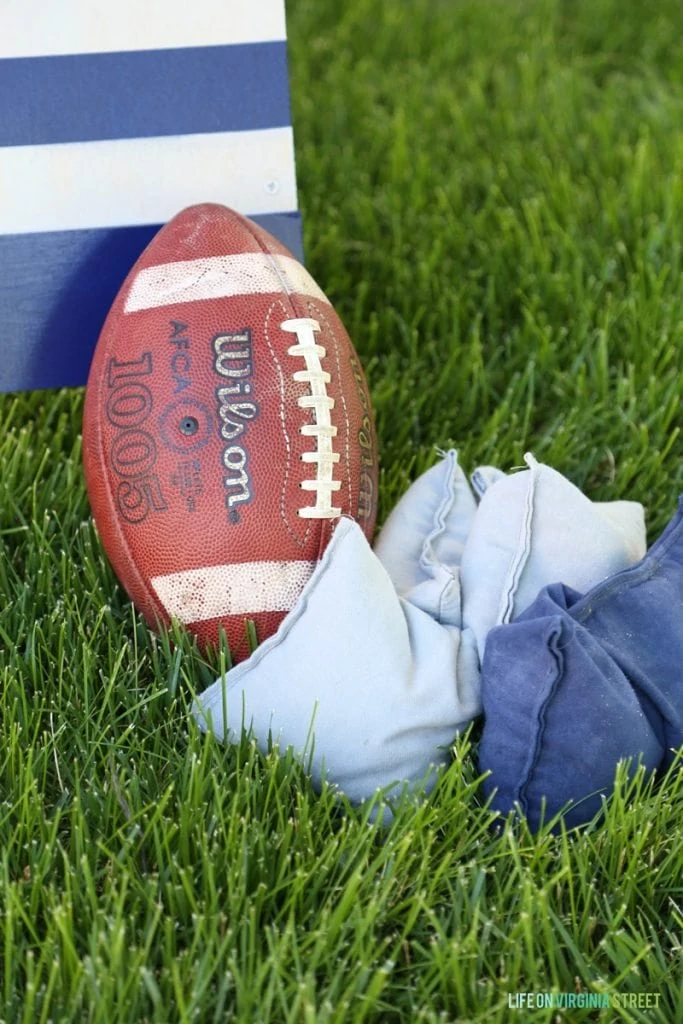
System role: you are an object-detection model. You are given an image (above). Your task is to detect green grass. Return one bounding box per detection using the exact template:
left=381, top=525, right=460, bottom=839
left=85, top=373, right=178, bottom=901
left=1, top=0, right=682, bottom=1020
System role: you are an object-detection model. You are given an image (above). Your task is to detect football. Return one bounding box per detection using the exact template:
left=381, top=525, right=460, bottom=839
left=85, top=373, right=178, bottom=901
left=82, top=203, right=378, bottom=659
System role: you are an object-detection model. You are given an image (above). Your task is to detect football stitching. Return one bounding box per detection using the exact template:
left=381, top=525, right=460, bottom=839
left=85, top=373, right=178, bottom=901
left=282, top=317, right=343, bottom=519
left=308, top=301, right=353, bottom=513
left=243, top=214, right=321, bottom=549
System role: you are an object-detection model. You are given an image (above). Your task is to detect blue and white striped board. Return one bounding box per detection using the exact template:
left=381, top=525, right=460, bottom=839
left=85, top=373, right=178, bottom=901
left=0, top=0, right=302, bottom=392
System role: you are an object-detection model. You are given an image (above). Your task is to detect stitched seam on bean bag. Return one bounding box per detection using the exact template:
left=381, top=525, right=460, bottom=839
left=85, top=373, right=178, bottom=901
left=518, top=618, right=566, bottom=816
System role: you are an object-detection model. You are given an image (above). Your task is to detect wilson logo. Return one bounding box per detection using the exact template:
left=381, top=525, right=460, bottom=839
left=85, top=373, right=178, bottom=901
left=212, top=329, right=258, bottom=522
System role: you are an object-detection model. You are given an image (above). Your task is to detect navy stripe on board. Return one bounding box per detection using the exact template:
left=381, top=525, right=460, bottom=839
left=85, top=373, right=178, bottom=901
left=0, top=213, right=304, bottom=393
left=0, top=42, right=291, bottom=147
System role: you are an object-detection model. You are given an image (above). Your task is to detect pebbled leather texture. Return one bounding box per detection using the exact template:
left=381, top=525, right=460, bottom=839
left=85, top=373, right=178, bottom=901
left=83, top=203, right=378, bottom=660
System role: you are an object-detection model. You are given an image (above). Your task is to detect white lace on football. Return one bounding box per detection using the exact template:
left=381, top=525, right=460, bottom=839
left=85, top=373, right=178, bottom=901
left=281, top=317, right=342, bottom=519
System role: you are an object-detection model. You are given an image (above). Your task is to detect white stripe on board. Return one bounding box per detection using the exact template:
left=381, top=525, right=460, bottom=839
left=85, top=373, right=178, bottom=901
left=0, top=128, right=297, bottom=236
left=151, top=561, right=317, bottom=623
left=1, top=0, right=287, bottom=58
left=125, top=254, right=329, bottom=312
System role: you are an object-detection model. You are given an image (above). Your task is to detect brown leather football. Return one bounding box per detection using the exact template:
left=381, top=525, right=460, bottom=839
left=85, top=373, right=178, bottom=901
left=82, top=203, right=377, bottom=659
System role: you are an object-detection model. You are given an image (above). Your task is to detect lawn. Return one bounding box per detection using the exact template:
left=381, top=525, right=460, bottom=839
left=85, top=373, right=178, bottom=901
left=1, top=0, right=682, bottom=1020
